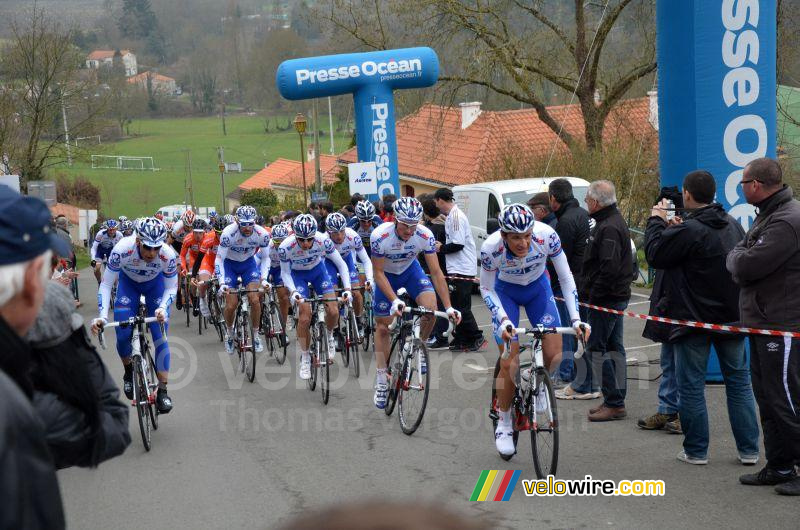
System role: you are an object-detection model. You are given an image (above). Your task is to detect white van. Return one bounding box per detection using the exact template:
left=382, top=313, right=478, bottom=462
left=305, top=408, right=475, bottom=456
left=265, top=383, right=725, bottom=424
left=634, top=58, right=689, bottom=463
left=452, top=177, right=590, bottom=247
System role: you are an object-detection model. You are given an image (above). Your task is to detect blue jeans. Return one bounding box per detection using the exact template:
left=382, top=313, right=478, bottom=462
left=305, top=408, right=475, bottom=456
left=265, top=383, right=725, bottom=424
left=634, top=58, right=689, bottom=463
left=554, top=297, right=586, bottom=382
left=674, top=334, right=759, bottom=459
left=573, top=301, right=627, bottom=408
left=658, top=343, right=679, bottom=415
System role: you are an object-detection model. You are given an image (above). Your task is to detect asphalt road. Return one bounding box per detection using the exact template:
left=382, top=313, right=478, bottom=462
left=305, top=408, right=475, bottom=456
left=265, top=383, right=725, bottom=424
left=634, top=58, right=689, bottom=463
left=59, top=272, right=796, bottom=529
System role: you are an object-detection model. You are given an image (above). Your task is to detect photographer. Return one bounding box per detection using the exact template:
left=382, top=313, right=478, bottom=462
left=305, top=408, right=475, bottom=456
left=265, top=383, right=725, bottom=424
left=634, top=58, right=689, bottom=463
left=645, top=170, right=758, bottom=466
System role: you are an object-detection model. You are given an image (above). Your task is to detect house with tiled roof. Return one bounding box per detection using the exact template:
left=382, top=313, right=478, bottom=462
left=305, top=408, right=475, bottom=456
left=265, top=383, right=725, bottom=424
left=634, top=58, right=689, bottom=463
left=339, top=95, right=657, bottom=197
left=86, top=50, right=138, bottom=77
left=127, top=71, right=178, bottom=95
left=228, top=152, right=341, bottom=211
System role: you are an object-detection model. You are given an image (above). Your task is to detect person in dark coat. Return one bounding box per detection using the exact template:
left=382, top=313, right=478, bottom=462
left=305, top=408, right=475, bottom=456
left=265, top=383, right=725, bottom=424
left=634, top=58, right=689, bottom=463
left=557, top=180, right=632, bottom=422
left=727, top=157, right=800, bottom=494
left=419, top=195, right=449, bottom=349
left=645, top=170, right=759, bottom=466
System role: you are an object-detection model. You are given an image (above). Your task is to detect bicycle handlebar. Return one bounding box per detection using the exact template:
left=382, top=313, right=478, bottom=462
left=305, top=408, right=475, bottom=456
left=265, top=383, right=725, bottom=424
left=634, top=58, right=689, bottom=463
left=388, top=306, right=455, bottom=336
left=97, top=317, right=164, bottom=350
left=501, top=324, right=587, bottom=360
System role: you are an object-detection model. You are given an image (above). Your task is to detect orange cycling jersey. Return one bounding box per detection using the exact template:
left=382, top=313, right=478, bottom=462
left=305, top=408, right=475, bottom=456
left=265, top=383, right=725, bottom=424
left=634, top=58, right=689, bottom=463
left=180, top=234, right=204, bottom=272
left=198, top=231, right=219, bottom=276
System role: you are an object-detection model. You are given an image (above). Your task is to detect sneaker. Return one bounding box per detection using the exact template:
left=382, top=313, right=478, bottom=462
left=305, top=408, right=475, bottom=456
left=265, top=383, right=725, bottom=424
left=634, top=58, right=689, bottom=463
left=775, top=477, right=800, bottom=496
left=448, top=341, right=464, bottom=351
left=676, top=450, right=708, bottom=465
left=495, top=424, right=516, bottom=456
left=374, top=382, right=389, bottom=409
left=176, top=295, right=183, bottom=311
left=550, top=376, right=570, bottom=391
left=738, top=453, right=759, bottom=466
left=555, top=385, right=601, bottom=400
left=156, top=388, right=173, bottom=414
left=299, top=355, right=312, bottom=380
left=740, top=466, right=797, bottom=486
left=224, top=333, right=234, bottom=355
left=192, top=304, right=199, bottom=317
left=122, top=369, right=133, bottom=400
left=427, top=338, right=449, bottom=350
left=664, top=417, right=683, bottom=434
left=637, top=412, right=677, bottom=430
left=254, top=336, right=264, bottom=353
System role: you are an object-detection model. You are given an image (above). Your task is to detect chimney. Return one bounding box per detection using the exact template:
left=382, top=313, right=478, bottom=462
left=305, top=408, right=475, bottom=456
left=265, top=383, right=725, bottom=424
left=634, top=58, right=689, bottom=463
left=459, top=101, right=482, bottom=129
left=306, top=144, right=315, bottom=161
left=647, top=89, right=659, bottom=131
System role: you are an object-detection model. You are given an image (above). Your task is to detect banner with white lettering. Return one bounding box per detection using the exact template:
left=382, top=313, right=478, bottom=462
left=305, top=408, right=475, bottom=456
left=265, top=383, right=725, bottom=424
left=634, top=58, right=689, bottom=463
left=348, top=162, right=378, bottom=195
left=657, top=0, right=776, bottom=231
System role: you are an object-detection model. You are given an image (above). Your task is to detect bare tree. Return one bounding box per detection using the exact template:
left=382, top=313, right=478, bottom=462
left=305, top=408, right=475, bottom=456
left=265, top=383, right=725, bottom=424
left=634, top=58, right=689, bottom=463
left=318, top=0, right=656, bottom=153
left=1, top=7, right=107, bottom=184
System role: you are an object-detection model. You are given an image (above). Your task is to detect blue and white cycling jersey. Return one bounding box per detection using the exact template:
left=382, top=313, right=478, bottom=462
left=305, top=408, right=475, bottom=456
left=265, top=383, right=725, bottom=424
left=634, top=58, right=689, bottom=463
left=91, top=228, right=123, bottom=260
left=324, top=227, right=373, bottom=284
left=215, top=224, right=271, bottom=285
left=370, top=222, right=436, bottom=275
left=479, top=223, right=580, bottom=336
left=97, top=236, right=178, bottom=320
left=347, top=214, right=382, bottom=255
left=278, top=232, right=351, bottom=295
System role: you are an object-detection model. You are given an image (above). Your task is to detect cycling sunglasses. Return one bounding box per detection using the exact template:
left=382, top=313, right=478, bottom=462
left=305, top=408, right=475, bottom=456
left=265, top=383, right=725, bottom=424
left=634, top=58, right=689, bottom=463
left=141, top=244, right=162, bottom=252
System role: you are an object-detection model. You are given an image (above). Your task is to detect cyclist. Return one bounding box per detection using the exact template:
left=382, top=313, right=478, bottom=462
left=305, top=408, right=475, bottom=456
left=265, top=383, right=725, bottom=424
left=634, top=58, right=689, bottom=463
left=370, top=196, right=461, bottom=409
left=90, top=218, right=178, bottom=414
left=171, top=210, right=195, bottom=308
left=118, top=215, right=128, bottom=225
left=120, top=219, right=134, bottom=238
left=479, top=203, right=589, bottom=456
left=195, top=216, right=224, bottom=318
left=215, top=205, right=272, bottom=354
left=266, top=222, right=292, bottom=335
left=91, top=219, right=123, bottom=284
left=324, top=212, right=373, bottom=331
left=279, top=214, right=352, bottom=380
left=179, top=218, right=207, bottom=316
left=348, top=200, right=383, bottom=254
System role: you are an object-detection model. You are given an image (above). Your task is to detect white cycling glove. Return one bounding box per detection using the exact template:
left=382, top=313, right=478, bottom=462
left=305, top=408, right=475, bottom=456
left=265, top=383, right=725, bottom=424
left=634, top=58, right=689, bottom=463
left=445, top=306, right=461, bottom=323
left=291, top=290, right=304, bottom=304
left=390, top=298, right=405, bottom=316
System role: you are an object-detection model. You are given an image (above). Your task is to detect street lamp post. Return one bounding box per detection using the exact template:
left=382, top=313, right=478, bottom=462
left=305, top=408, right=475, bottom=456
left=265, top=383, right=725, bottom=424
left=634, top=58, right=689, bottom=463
left=293, top=113, right=308, bottom=206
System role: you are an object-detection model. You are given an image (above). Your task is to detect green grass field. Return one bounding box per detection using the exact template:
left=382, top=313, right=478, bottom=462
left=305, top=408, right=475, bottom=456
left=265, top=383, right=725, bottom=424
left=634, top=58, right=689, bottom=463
left=54, top=115, right=353, bottom=217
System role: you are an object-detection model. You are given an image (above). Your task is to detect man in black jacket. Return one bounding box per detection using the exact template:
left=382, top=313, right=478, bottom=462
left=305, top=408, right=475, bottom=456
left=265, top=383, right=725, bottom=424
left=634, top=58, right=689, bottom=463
left=548, top=179, right=590, bottom=386
left=727, top=157, right=800, bottom=494
left=419, top=195, right=449, bottom=349
left=557, top=180, right=632, bottom=422
left=646, top=170, right=759, bottom=466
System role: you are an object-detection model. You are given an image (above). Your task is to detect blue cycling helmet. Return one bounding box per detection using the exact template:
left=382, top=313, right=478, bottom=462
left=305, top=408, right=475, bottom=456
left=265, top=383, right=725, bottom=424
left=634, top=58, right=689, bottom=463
left=118, top=215, right=128, bottom=224
left=236, top=205, right=257, bottom=225
left=325, top=212, right=347, bottom=232
left=104, top=219, right=118, bottom=230
left=223, top=214, right=235, bottom=227
left=208, top=211, right=218, bottom=219
left=393, top=197, right=423, bottom=223
left=355, top=200, right=376, bottom=221
left=498, top=204, right=535, bottom=233
left=271, top=222, right=290, bottom=241
left=120, top=220, right=134, bottom=234
left=292, top=214, right=317, bottom=238
left=137, top=218, right=168, bottom=247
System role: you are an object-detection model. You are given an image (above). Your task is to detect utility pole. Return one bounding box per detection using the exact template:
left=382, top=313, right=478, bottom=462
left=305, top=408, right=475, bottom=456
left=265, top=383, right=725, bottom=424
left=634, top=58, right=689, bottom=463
left=217, top=147, right=227, bottom=214
left=312, top=99, right=321, bottom=193
left=328, top=96, right=335, bottom=155
left=60, top=86, right=72, bottom=167
left=184, top=149, right=195, bottom=210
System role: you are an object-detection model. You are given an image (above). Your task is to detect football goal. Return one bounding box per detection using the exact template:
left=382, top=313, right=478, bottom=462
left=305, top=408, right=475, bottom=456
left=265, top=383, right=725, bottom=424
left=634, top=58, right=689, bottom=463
left=91, top=155, right=159, bottom=171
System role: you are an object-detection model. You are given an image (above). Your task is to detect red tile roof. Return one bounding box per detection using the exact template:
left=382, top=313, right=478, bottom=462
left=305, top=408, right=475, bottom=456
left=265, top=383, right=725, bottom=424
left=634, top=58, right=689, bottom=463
left=87, top=50, right=132, bottom=60
left=127, top=72, right=175, bottom=84
left=339, top=97, right=655, bottom=186
left=50, top=202, right=80, bottom=224
left=239, top=154, right=341, bottom=192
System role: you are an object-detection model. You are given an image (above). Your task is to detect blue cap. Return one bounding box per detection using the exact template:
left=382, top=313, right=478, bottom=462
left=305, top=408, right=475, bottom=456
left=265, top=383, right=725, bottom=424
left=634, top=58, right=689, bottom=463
left=0, top=186, right=72, bottom=264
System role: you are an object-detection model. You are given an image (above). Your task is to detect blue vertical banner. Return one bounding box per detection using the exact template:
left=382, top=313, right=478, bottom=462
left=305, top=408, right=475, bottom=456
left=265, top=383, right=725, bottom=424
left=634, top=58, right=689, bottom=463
left=276, top=48, right=440, bottom=201
left=657, top=0, right=776, bottom=231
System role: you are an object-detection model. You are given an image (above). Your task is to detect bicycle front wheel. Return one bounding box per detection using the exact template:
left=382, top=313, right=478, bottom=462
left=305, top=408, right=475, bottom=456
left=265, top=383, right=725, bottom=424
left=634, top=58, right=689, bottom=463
left=318, top=322, right=330, bottom=405
left=134, top=358, right=152, bottom=451
left=384, top=334, right=401, bottom=416
left=530, top=369, right=559, bottom=478
left=244, top=315, right=256, bottom=383
left=145, top=340, right=158, bottom=431
left=272, top=303, right=287, bottom=365
left=348, top=311, right=360, bottom=378
left=398, top=339, right=430, bottom=435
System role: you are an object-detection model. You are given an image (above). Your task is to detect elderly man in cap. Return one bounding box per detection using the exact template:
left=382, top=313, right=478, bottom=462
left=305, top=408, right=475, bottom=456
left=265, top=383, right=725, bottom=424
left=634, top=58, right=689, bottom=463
left=0, top=186, right=70, bottom=529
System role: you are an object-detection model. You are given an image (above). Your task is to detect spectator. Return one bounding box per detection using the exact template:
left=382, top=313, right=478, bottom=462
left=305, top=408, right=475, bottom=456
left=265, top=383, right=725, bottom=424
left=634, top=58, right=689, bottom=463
left=318, top=200, right=335, bottom=233
left=54, top=215, right=80, bottom=306
left=0, top=186, right=70, bottom=529
left=528, top=192, right=557, bottom=228
left=350, top=193, right=365, bottom=207
left=379, top=194, right=396, bottom=222
left=645, top=170, right=759, bottom=466
left=434, top=188, right=484, bottom=351
left=548, top=178, right=590, bottom=387
left=727, top=157, right=800, bottom=495
left=557, top=180, right=632, bottom=423
left=419, top=195, right=449, bottom=349
left=28, top=281, right=131, bottom=469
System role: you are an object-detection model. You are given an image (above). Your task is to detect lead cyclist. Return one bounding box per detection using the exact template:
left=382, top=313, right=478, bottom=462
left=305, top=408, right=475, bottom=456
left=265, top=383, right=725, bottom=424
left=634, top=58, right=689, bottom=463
left=479, top=203, right=590, bottom=457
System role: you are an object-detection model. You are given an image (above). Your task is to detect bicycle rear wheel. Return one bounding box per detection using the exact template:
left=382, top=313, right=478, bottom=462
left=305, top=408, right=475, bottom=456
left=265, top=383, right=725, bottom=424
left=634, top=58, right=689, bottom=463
left=134, top=358, right=152, bottom=451
left=144, top=340, right=158, bottom=430
left=184, top=281, right=191, bottom=328
left=210, top=291, right=224, bottom=342
left=398, top=339, right=430, bottom=435
left=530, top=369, right=559, bottom=478
left=384, top=334, right=401, bottom=416
left=318, top=322, right=330, bottom=405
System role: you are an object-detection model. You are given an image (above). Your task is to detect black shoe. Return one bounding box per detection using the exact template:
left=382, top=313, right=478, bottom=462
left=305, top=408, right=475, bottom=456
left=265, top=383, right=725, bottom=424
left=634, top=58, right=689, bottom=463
left=448, top=341, right=464, bottom=351
left=427, top=338, right=449, bottom=350
left=156, top=388, right=173, bottom=414
left=775, top=477, right=800, bottom=495
left=176, top=296, right=183, bottom=311
left=740, top=466, right=797, bottom=486
left=122, top=370, right=133, bottom=400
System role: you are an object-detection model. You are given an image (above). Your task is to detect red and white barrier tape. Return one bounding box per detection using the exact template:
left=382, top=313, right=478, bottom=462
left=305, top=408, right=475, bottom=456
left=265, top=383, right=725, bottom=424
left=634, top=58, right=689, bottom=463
left=440, top=274, right=800, bottom=339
